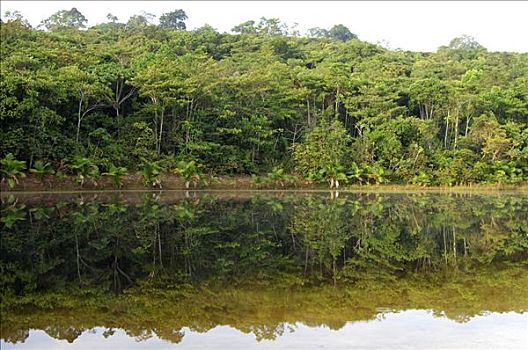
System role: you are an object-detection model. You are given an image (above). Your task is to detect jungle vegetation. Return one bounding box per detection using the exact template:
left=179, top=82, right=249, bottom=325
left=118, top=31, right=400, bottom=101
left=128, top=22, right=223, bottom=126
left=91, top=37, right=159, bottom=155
left=1, top=8, right=527, bottom=187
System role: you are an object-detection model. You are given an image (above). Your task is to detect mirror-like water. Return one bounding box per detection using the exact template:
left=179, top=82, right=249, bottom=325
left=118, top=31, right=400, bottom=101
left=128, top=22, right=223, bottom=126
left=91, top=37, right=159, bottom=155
left=1, top=191, right=527, bottom=349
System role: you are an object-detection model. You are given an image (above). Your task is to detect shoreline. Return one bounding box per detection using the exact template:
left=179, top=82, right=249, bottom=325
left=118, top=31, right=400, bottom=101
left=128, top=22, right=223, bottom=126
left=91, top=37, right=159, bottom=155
left=2, top=174, right=527, bottom=194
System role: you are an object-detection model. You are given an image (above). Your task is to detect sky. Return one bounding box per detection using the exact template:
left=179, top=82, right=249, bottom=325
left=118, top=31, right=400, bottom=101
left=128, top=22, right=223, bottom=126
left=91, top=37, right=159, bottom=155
left=2, top=1, right=527, bottom=52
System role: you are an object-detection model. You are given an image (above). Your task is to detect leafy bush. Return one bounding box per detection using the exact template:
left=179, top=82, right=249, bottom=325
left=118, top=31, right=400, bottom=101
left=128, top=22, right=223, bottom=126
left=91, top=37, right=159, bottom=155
left=362, top=165, right=386, bottom=185
left=484, top=161, right=525, bottom=184
left=262, top=167, right=297, bottom=187
left=250, top=173, right=263, bottom=185
left=346, top=163, right=362, bottom=184
left=173, top=160, right=201, bottom=188
left=320, top=164, right=348, bottom=188
left=266, top=167, right=286, bottom=186
left=141, top=158, right=163, bottom=188
left=103, top=164, right=128, bottom=188
left=68, top=157, right=100, bottom=187
left=411, top=171, right=431, bottom=187
left=30, top=160, right=55, bottom=182
left=1, top=153, right=26, bottom=189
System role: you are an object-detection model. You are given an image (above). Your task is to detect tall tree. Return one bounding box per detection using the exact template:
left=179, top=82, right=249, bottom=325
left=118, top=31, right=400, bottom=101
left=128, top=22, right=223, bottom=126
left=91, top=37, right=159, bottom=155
left=40, top=8, right=88, bottom=31
left=328, top=24, right=357, bottom=42
left=159, top=9, right=187, bottom=30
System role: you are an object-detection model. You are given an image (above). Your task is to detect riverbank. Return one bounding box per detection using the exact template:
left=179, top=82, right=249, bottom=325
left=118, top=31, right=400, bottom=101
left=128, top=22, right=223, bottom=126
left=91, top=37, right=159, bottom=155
left=2, top=173, right=527, bottom=193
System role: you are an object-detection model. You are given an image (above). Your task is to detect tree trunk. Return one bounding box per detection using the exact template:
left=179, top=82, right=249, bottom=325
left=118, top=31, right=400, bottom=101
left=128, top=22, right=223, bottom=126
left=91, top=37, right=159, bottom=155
left=444, top=111, right=450, bottom=149
left=453, top=113, right=459, bottom=150
left=465, top=115, right=472, bottom=136
left=158, top=109, right=164, bottom=154
left=335, top=87, right=339, bottom=119
left=307, top=97, right=311, bottom=126
left=77, top=96, right=83, bottom=143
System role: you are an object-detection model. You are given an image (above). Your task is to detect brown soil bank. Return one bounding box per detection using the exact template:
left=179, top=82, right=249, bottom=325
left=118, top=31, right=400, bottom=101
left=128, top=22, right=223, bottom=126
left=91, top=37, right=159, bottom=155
left=1, top=173, right=527, bottom=193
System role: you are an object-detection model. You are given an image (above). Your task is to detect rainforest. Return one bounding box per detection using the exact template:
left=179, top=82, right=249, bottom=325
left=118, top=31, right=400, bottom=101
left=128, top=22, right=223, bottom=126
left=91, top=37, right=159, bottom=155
left=1, top=9, right=527, bottom=190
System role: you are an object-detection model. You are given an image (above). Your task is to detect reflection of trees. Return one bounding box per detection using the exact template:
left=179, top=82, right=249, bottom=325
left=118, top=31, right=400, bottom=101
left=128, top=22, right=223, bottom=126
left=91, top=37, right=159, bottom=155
left=44, top=325, right=83, bottom=343
left=2, top=263, right=527, bottom=345
left=290, top=197, right=348, bottom=281
left=1, top=192, right=527, bottom=344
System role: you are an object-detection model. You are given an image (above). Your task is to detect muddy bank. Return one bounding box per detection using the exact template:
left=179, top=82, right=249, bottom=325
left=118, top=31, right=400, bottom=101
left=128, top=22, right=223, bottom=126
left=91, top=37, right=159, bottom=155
left=1, top=173, right=526, bottom=194
left=1, top=173, right=313, bottom=192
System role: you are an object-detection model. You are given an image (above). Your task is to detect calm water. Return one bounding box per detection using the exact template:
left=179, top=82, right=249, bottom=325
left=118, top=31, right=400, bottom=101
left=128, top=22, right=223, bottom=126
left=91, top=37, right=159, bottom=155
left=1, top=191, right=527, bottom=349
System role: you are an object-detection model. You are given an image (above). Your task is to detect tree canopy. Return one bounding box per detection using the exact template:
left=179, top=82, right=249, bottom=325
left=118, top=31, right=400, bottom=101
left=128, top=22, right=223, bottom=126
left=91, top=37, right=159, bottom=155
left=1, top=9, right=527, bottom=186
left=40, top=7, right=88, bottom=30
left=159, top=9, right=187, bottom=30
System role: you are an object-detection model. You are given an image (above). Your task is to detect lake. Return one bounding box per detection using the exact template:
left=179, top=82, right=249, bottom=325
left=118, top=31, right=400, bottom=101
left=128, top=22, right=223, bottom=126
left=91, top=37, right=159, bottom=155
left=1, top=190, right=527, bottom=349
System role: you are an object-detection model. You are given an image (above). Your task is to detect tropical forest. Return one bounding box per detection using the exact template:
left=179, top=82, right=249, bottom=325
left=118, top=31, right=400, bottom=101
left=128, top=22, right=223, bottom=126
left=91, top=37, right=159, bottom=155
left=1, top=8, right=527, bottom=190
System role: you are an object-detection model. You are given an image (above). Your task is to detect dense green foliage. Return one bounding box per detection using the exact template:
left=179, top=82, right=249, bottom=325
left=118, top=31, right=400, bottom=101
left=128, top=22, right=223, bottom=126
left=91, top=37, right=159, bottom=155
left=1, top=10, right=527, bottom=185
left=0, top=153, right=26, bottom=188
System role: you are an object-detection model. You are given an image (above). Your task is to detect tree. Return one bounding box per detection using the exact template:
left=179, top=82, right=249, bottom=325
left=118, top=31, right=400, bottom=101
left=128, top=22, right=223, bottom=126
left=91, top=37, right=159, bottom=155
left=91, top=60, right=136, bottom=131
left=292, top=118, right=351, bottom=178
left=328, top=24, right=357, bottom=42
left=256, top=17, right=288, bottom=36
left=306, top=27, right=328, bottom=38
left=159, top=9, right=187, bottom=30
left=232, top=20, right=257, bottom=34
left=133, top=58, right=175, bottom=155
left=409, top=77, right=449, bottom=120
left=466, top=115, right=513, bottom=161
left=56, top=66, right=106, bottom=143
left=106, top=13, right=118, bottom=23
left=126, top=12, right=155, bottom=30
left=40, top=8, right=88, bottom=31
left=232, top=18, right=288, bottom=36
left=306, top=25, right=356, bottom=41
left=447, top=35, right=485, bottom=50
left=3, top=10, right=30, bottom=27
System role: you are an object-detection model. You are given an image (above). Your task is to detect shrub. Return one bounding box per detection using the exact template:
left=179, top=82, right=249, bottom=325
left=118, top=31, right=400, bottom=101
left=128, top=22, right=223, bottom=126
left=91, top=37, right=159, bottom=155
left=29, top=160, right=55, bottom=182
left=103, top=164, right=128, bottom=188
left=411, top=171, right=431, bottom=187
left=1, top=153, right=26, bottom=189
left=320, top=164, right=348, bottom=188
left=68, top=157, right=100, bottom=187
left=173, top=160, right=201, bottom=188
left=141, top=158, right=163, bottom=188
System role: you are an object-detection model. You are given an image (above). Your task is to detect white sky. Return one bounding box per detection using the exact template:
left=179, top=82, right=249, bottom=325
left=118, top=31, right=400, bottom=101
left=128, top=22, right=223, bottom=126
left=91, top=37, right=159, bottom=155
left=2, top=1, right=527, bottom=52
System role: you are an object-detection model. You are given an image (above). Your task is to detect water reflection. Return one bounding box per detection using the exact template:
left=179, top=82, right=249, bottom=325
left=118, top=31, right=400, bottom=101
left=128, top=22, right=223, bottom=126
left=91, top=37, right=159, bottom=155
left=1, top=191, right=527, bottom=347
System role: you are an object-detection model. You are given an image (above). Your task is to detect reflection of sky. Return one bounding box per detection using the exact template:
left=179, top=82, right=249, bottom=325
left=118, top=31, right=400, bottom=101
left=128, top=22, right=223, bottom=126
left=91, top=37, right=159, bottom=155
left=2, top=310, right=527, bottom=350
